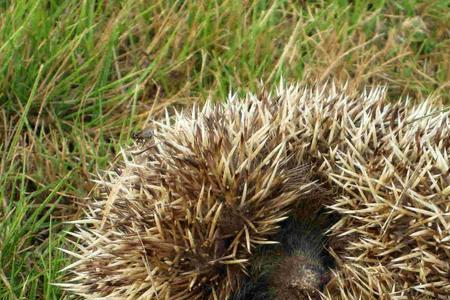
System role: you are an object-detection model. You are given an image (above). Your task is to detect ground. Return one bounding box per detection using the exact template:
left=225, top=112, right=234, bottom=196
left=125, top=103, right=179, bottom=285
left=0, top=1, right=449, bottom=299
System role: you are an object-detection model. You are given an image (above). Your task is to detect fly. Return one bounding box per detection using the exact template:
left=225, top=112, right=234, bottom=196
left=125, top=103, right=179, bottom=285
left=132, top=128, right=154, bottom=140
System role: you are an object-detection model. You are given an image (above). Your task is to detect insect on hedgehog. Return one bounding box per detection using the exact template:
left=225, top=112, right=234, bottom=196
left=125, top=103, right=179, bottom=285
left=61, top=83, right=450, bottom=299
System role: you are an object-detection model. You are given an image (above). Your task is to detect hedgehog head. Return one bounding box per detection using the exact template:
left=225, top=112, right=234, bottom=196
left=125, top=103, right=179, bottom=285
left=231, top=213, right=335, bottom=300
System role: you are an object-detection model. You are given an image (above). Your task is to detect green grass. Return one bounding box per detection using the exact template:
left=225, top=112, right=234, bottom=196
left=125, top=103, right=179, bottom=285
left=0, top=0, right=448, bottom=299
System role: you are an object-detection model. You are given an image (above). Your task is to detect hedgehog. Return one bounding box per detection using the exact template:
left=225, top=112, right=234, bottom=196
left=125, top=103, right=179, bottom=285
left=61, top=83, right=450, bottom=299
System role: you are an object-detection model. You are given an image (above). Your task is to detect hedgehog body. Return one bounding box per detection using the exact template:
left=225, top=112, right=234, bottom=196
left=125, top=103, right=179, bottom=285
left=64, top=84, right=450, bottom=299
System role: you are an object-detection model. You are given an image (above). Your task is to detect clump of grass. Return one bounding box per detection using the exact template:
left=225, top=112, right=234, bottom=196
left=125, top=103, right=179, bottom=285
left=0, top=1, right=448, bottom=299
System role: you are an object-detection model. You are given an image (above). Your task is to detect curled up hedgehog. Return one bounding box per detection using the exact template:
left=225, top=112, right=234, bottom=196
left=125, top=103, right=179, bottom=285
left=61, top=83, right=450, bottom=299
